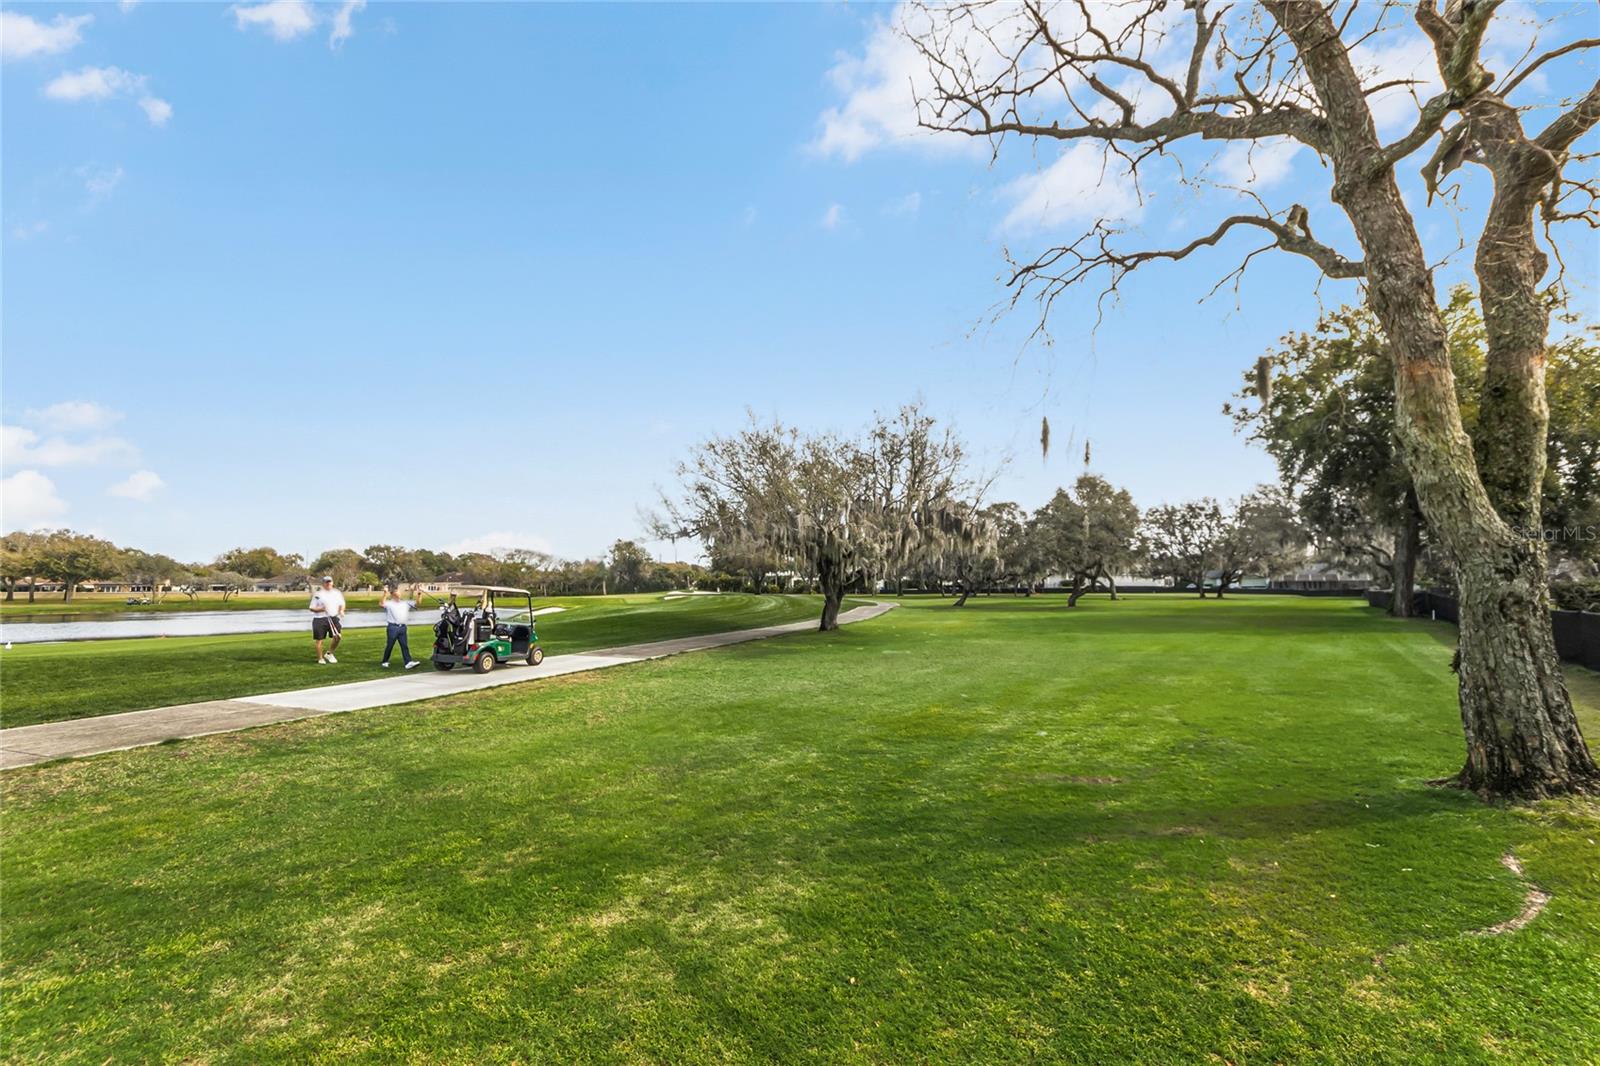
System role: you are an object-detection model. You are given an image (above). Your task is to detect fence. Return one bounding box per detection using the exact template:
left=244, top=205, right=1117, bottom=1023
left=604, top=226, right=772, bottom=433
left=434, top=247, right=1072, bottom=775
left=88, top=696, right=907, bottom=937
left=1365, top=588, right=1600, bottom=672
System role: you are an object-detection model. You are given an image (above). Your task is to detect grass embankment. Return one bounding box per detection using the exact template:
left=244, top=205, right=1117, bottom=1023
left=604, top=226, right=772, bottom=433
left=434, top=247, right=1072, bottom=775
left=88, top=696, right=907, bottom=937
left=3, top=597, right=1598, bottom=1063
left=0, top=594, right=841, bottom=728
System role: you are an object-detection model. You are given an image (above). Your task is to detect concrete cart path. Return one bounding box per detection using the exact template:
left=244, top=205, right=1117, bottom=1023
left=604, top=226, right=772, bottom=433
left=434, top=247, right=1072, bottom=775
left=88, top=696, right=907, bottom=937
left=0, top=601, right=896, bottom=770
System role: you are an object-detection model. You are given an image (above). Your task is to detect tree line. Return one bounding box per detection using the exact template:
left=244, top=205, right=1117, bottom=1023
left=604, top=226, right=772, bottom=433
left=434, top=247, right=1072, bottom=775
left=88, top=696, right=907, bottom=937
left=0, top=532, right=704, bottom=604
left=658, top=403, right=1322, bottom=632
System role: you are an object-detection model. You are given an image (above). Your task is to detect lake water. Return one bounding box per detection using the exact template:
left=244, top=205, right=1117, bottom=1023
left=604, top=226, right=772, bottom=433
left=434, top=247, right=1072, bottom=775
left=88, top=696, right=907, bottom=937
left=0, top=605, right=566, bottom=645
left=0, top=609, right=439, bottom=645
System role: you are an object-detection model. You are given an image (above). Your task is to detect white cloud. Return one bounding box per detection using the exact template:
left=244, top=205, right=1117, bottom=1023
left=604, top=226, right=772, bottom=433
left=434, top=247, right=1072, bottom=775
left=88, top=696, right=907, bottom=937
left=884, top=191, right=921, bottom=216
left=329, top=0, right=364, bottom=48
left=811, top=6, right=990, bottom=162
left=0, top=471, right=68, bottom=531
left=108, top=469, right=165, bottom=501
left=119, top=0, right=141, bottom=11
left=232, top=1, right=317, bottom=42
left=138, top=95, right=172, bottom=126
left=1, top=11, right=92, bottom=60
left=1214, top=139, right=1301, bottom=190
left=443, top=531, right=554, bottom=557
left=44, top=65, right=142, bottom=101
left=24, top=401, right=123, bottom=432
left=44, top=66, right=171, bottom=126
left=1351, top=31, right=1440, bottom=135
left=2, top=425, right=138, bottom=468
left=998, top=143, right=1142, bottom=234
left=821, top=202, right=844, bottom=230
left=11, top=220, right=48, bottom=241
left=740, top=205, right=758, bottom=228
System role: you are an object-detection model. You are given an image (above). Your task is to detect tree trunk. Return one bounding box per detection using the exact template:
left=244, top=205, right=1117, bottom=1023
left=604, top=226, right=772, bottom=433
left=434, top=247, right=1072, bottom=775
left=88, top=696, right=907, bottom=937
left=63, top=582, right=74, bottom=603
left=1103, top=567, right=1119, bottom=601
left=1390, top=492, right=1423, bottom=618
left=1273, top=1, right=1597, bottom=797
left=3, top=579, right=12, bottom=602
left=817, top=553, right=845, bottom=631
left=1066, top=572, right=1083, bottom=607
left=953, top=583, right=970, bottom=608
left=1454, top=539, right=1598, bottom=797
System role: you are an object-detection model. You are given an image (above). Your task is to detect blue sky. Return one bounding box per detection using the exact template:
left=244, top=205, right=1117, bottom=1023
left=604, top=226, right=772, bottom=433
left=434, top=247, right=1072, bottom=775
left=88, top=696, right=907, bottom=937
left=3, top=1, right=1596, bottom=566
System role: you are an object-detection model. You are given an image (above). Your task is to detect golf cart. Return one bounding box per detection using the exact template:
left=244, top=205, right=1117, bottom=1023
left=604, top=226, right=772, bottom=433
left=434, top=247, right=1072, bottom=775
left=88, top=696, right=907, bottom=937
left=431, top=585, right=545, bottom=674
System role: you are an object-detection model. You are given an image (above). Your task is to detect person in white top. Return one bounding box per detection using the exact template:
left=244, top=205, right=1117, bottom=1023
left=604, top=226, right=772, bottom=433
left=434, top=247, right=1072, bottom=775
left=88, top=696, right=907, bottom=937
left=309, top=575, right=347, bottom=664
left=379, top=583, right=423, bottom=669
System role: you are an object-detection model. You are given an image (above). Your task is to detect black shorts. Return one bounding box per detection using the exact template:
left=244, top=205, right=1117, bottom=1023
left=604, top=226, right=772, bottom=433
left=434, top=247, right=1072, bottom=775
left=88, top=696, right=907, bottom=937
left=312, top=616, right=342, bottom=640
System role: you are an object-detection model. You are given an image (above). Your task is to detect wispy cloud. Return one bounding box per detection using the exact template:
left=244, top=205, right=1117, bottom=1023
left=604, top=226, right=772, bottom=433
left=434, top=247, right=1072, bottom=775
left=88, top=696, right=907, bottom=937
left=1, top=11, right=92, bottom=60
left=44, top=66, right=171, bottom=126
left=10, top=220, right=49, bottom=241
left=2, top=425, right=139, bottom=468
left=232, top=1, right=317, bottom=42
left=821, top=202, right=845, bottom=231
left=4, top=405, right=138, bottom=469
left=24, top=401, right=124, bottom=432
left=998, top=144, right=1141, bottom=234
left=329, top=0, right=364, bottom=48
left=79, top=165, right=126, bottom=206
left=884, top=191, right=921, bottom=217
left=108, top=470, right=165, bottom=501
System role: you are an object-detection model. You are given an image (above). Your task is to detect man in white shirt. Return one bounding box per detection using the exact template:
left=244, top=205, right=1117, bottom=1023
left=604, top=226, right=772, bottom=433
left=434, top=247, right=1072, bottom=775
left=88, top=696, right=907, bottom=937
left=310, top=575, right=346, bottom=664
left=379, top=583, right=423, bottom=669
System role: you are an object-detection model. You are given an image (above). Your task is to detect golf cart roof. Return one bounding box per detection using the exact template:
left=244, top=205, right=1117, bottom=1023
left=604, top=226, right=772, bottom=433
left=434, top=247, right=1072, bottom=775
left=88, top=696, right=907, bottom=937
left=454, top=584, right=533, bottom=596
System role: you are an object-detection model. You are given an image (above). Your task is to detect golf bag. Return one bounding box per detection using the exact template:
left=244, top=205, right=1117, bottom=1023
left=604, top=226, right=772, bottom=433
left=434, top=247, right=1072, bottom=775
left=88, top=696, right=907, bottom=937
left=434, top=603, right=468, bottom=656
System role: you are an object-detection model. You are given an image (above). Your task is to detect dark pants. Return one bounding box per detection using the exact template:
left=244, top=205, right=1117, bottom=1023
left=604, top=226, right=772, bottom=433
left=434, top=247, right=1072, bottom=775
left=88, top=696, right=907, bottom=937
left=382, top=623, right=412, bottom=664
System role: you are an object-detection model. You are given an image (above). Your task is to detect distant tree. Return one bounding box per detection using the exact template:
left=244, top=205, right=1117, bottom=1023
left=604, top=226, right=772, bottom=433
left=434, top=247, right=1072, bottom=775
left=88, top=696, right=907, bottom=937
left=1140, top=501, right=1227, bottom=598
left=1034, top=475, right=1141, bottom=606
left=664, top=407, right=976, bottom=631
left=1, top=531, right=46, bottom=603
left=988, top=502, right=1044, bottom=595
left=1213, top=487, right=1308, bottom=596
left=607, top=540, right=650, bottom=593
left=355, top=570, right=381, bottom=591
left=309, top=548, right=364, bottom=588
left=362, top=545, right=420, bottom=582
left=119, top=549, right=186, bottom=602
left=411, top=549, right=456, bottom=579
left=1543, top=319, right=1600, bottom=577
left=34, top=530, right=121, bottom=602
left=207, top=571, right=255, bottom=603
left=215, top=546, right=303, bottom=579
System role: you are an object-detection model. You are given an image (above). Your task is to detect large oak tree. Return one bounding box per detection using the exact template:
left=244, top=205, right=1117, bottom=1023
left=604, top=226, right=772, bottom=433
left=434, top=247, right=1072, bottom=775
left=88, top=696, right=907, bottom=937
left=905, top=0, right=1599, bottom=798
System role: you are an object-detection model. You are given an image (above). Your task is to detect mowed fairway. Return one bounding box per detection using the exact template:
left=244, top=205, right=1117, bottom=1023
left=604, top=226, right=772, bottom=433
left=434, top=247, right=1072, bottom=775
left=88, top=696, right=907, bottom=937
left=0, top=593, right=840, bottom=728
left=3, top=597, right=1598, bottom=1063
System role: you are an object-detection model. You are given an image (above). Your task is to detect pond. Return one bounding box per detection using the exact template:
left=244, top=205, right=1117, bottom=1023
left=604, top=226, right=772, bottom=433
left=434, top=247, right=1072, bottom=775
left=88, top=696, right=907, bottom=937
left=0, top=609, right=440, bottom=645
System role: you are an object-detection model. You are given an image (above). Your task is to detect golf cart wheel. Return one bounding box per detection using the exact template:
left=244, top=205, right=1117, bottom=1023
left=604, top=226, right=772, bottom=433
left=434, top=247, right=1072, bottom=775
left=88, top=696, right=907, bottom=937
left=474, top=652, right=495, bottom=674
left=433, top=660, right=455, bottom=671
left=527, top=646, right=544, bottom=666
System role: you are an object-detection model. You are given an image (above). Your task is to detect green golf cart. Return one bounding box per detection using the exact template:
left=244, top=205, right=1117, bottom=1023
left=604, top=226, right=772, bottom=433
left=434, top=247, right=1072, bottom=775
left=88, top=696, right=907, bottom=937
left=431, top=584, right=545, bottom=674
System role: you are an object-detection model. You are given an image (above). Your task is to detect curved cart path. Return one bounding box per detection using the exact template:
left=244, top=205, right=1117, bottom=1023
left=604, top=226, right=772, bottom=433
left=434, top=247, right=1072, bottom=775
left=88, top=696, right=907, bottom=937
left=0, top=601, right=896, bottom=770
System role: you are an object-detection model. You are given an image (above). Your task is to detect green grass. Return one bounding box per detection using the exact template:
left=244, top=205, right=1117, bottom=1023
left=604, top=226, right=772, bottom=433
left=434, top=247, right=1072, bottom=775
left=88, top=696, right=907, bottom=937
left=0, top=594, right=843, bottom=728
left=2, top=596, right=1597, bottom=1063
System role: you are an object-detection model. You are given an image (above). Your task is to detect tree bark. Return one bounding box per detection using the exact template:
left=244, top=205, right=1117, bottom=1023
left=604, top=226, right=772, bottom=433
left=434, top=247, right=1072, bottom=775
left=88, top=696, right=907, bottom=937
left=1066, top=572, right=1084, bottom=607
left=1390, top=491, right=1423, bottom=618
left=817, top=553, right=846, bottom=631
left=1272, top=0, right=1597, bottom=797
